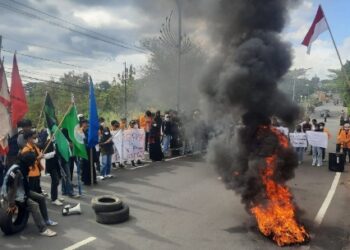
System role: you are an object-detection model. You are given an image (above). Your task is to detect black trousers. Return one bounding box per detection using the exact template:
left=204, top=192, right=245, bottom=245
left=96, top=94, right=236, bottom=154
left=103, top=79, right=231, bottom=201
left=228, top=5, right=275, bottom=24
left=47, top=167, right=60, bottom=201
left=81, top=159, right=97, bottom=185
left=28, top=176, right=42, bottom=194
left=343, top=148, right=350, bottom=163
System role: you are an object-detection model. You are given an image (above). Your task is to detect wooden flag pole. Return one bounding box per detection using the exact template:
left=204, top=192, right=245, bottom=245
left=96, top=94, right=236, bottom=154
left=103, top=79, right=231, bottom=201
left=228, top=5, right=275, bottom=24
left=322, top=5, right=350, bottom=87
left=90, top=148, right=94, bottom=185
left=36, top=91, right=48, bottom=130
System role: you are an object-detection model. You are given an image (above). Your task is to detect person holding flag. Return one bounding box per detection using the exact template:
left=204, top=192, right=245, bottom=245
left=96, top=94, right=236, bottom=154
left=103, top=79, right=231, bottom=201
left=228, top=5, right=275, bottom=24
left=80, top=77, right=99, bottom=185
left=61, top=96, right=88, bottom=194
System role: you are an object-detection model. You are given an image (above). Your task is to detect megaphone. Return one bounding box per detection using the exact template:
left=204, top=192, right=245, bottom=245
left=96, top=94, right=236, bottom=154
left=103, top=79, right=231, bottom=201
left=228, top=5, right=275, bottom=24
left=62, top=203, right=81, bottom=216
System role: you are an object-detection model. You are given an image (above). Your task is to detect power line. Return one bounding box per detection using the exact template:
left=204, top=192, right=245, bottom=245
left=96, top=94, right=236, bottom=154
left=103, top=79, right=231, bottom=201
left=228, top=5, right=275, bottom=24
left=2, top=48, right=117, bottom=76
left=0, top=2, right=146, bottom=53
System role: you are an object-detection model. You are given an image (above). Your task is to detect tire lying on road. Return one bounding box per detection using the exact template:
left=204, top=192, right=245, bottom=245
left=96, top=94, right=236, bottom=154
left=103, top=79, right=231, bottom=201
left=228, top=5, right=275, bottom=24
left=0, top=204, right=29, bottom=235
left=95, top=204, right=129, bottom=224
left=91, top=195, right=123, bottom=213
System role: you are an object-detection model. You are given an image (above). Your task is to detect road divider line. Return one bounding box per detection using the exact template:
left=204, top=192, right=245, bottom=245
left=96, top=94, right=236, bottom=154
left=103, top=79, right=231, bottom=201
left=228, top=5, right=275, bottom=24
left=314, top=172, right=341, bottom=227
left=63, top=236, right=96, bottom=250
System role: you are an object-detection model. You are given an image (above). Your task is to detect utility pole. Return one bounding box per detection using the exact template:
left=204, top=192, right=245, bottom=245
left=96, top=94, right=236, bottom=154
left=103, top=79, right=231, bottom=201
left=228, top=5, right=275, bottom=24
left=124, top=62, right=128, bottom=120
left=176, top=0, right=182, bottom=112
left=0, top=35, right=2, bottom=60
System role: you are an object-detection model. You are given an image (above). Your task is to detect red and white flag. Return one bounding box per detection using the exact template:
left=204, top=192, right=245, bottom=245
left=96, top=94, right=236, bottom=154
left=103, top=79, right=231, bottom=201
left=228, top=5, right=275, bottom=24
left=302, top=5, right=329, bottom=54
left=0, top=61, right=12, bottom=155
left=10, top=53, right=28, bottom=127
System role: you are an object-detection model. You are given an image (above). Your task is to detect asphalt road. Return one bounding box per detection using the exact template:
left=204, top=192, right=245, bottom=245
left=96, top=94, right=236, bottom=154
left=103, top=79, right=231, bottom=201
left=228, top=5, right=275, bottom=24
left=1, top=103, right=350, bottom=250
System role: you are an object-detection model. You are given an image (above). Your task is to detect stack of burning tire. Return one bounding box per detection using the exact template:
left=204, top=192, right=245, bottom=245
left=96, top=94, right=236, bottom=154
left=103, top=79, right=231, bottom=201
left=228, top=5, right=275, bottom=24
left=91, top=195, right=129, bottom=224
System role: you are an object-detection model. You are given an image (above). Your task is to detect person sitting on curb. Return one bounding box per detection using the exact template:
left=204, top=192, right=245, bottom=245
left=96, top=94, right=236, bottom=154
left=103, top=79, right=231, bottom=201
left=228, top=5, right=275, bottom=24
left=1, top=152, right=57, bottom=236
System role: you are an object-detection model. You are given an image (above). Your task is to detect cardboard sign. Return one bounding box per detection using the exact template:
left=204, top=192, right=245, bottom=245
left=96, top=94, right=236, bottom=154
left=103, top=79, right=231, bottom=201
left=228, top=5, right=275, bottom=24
left=112, top=129, right=145, bottom=161
left=289, top=133, right=308, bottom=148
left=306, top=131, right=328, bottom=148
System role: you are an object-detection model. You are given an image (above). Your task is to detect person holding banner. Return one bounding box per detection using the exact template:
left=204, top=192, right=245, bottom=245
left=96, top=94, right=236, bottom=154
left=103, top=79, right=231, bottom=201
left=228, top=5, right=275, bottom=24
left=290, top=125, right=307, bottom=165
left=337, top=123, right=350, bottom=163
left=310, top=124, right=324, bottom=167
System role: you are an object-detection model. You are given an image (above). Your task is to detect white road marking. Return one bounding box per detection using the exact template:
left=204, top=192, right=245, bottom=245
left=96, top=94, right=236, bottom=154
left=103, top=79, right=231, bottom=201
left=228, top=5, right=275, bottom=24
left=314, top=172, right=341, bottom=227
left=63, top=236, right=96, bottom=250
left=165, top=155, right=186, bottom=162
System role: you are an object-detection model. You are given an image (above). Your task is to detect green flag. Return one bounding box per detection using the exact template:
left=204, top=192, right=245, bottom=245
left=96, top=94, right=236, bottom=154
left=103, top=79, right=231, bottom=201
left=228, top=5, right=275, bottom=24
left=61, top=104, right=88, bottom=160
left=43, top=94, right=72, bottom=162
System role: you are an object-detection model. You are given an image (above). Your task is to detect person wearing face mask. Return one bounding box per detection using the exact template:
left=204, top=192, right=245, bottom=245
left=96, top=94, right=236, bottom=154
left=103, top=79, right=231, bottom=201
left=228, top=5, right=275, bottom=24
left=149, top=115, right=164, bottom=162
left=338, top=123, right=350, bottom=163
left=20, top=131, right=44, bottom=194
left=19, top=131, right=58, bottom=227
left=98, top=127, right=114, bottom=180
left=161, top=113, right=172, bottom=157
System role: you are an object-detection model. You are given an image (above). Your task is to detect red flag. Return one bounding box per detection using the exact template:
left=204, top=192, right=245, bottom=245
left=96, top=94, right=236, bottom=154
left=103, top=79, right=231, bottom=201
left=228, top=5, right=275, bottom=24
left=0, top=61, right=11, bottom=154
left=302, top=5, right=329, bottom=54
left=10, top=53, right=28, bottom=127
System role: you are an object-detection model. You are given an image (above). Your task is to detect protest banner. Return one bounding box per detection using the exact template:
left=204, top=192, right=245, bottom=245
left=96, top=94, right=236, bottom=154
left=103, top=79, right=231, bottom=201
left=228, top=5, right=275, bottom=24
left=289, top=133, right=308, bottom=148
left=112, top=129, right=145, bottom=162
left=306, top=131, right=328, bottom=148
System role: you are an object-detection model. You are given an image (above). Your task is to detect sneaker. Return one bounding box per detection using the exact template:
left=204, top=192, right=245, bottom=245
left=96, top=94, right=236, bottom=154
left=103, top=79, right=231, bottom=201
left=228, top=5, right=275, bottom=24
left=317, top=164, right=322, bottom=167
left=40, top=228, right=57, bottom=237
left=42, top=192, right=49, bottom=197
left=51, top=200, right=63, bottom=206
left=98, top=176, right=105, bottom=180
left=69, top=194, right=80, bottom=198
left=58, top=197, right=65, bottom=202
left=46, top=219, right=58, bottom=226
left=106, top=175, right=114, bottom=178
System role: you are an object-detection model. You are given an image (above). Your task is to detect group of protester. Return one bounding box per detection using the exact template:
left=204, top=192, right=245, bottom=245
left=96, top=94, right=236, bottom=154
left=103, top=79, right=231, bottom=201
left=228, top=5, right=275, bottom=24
left=0, top=109, right=209, bottom=237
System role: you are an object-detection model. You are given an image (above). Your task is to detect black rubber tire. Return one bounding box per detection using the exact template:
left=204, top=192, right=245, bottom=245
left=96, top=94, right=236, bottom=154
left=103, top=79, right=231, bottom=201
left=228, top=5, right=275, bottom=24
left=95, top=204, right=129, bottom=224
left=91, top=195, right=123, bottom=213
left=0, top=204, right=29, bottom=235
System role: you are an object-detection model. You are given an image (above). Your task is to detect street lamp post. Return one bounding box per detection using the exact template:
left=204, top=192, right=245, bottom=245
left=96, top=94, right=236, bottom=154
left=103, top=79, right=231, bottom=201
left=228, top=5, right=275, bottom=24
left=159, top=1, right=192, bottom=112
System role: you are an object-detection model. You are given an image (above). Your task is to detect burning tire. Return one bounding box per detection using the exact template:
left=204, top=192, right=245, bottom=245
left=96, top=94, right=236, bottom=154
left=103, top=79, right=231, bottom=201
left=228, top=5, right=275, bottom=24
left=95, top=204, right=129, bottom=224
left=91, top=195, right=123, bottom=213
left=0, top=204, right=29, bottom=235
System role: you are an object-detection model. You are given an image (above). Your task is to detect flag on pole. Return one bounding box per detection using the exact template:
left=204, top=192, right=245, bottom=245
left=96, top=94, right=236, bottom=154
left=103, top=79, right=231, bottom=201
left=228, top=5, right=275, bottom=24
left=302, top=5, right=329, bottom=54
left=43, top=93, right=71, bottom=162
left=10, top=53, right=28, bottom=127
left=87, top=77, right=99, bottom=148
left=61, top=104, right=88, bottom=159
left=0, top=61, right=11, bottom=155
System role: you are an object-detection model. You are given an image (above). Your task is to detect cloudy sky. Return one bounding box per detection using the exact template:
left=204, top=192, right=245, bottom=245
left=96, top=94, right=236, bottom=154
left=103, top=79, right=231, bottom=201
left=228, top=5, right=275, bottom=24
left=0, top=0, right=348, bottom=84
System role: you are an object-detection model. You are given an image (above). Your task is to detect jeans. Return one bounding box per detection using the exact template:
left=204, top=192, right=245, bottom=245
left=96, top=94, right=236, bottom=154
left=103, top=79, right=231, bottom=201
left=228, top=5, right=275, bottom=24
left=60, top=160, right=74, bottom=196
left=294, top=147, right=304, bottom=163
left=100, top=154, right=112, bottom=177
left=26, top=197, right=47, bottom=232
left=47, top=167, right=60, bottom=201
left=162, top=135, right=171, bottom=155
left=312, top=146, right=322, bottom=166
left=28, top=191, right=49, bottom=223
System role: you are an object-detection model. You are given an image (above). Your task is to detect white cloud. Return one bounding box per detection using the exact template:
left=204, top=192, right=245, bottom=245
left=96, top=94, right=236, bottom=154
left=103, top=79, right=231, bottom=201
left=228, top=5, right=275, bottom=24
left=74, top=9, right=138, bottom=29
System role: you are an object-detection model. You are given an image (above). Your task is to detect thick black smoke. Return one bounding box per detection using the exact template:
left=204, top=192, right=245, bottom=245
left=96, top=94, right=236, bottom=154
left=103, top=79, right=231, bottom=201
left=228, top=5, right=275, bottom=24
left=198, top=0, right=301, bottom=211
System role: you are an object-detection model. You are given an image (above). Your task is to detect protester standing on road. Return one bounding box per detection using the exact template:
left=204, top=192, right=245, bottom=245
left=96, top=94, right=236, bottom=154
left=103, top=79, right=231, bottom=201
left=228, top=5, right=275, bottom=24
left=149, top=116, right=164, bottom=162
left=140, top=111, right=152, bottom=152
left=1, top=152, right=57, bottom=236
left=337, top=123, right=350, bottom=162
left=161, top=113, right=172, bottom=157
left=98, top=127, right=114, bottom=180
left=110, top=120, right=123, bottom=169
left=336, top=125, right=344, bottom=153
left=293, top=125, right=306, bottom=165
left=319, top=122, right=331, bottom=162
left=312, top=123, right=323, bottom=167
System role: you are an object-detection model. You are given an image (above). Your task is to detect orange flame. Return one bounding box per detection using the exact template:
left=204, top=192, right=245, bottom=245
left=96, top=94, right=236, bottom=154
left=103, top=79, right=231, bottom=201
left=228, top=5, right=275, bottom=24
left=250, top=127, right=309, bottom=246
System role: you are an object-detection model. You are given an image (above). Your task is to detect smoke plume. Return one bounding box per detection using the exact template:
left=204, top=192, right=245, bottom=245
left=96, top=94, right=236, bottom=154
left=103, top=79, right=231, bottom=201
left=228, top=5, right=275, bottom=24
left=199, top=0, right=301, bottom=210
